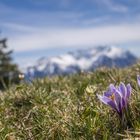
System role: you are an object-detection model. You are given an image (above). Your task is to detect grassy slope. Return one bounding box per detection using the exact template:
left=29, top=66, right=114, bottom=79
left=1, top=64, right=140, bottom=139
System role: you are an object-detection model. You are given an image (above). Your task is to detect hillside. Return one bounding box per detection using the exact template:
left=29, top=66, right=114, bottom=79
left=1, top=64, right=140, bottom=139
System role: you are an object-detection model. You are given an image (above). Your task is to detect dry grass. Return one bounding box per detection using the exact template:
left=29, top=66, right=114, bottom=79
left=0, top=64, right=140, bottom=139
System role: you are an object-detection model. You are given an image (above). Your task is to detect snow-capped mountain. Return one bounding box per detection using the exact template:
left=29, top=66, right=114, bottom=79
left=25, top=46, right=137, bottom=78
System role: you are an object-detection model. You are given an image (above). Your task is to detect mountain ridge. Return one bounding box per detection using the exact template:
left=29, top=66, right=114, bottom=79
left=25, top=46, right=137, bottom=78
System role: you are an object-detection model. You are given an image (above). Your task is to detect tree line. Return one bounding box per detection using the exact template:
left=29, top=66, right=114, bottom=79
left=0, top=37, right=20, bottom=89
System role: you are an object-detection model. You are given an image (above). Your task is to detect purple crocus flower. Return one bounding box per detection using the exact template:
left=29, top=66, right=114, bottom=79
left=137, top=75, right=140, bottom=87
left=97, top=83, right=132, bottom=117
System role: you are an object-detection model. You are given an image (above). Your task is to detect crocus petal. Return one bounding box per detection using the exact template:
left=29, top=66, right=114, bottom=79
left=109, top=84, right=116, bottom=93
left=126, top=84, right=132, bottom=99
left=112, top=88, right=122, bottom=104
left=119, top=96, right=127, bottom=115
left=97, top=95, right=117, bottom=111
left=137, top=75, right=140, bottom=87
left=121, top=97, right=126, bottom=108
left=118, top=82, right=127, bottom=98
left=118, top=101, right=123, bottom=117
left=104, top=84, right=115, bottom=97
left=108, top=84, right=121, bottom=102
left=104, top=90, right=112, bottom=97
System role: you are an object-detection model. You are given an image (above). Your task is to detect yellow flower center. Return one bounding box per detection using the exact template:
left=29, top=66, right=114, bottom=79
left=109, top=93, right=115, bottom=101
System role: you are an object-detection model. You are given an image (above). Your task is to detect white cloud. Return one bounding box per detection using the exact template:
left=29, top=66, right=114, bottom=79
left=80, top=16, right=110, bottom=25
left=2, top=23, right=38, bottom=33
left=0, top=1, right=139, bottom=54
left=0, top=2, right=84, bottom=28
left=97, top=0, right=128, bottom=13
left=7, top=22, right=140, bottom=52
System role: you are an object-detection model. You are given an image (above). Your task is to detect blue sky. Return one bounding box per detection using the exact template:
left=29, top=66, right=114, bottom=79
left=0, top=0, right=140, bottom=69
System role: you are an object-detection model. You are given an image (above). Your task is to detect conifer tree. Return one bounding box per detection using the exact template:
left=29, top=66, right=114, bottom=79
left=0, top=37, right=19, bottom=89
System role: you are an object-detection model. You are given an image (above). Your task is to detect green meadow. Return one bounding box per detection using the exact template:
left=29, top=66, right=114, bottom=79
left=1, top=64, right=140, bottom=140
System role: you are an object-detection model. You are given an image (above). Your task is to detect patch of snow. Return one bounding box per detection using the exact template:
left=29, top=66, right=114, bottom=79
left=105, top=46, right=124, bottom=58
left=25, top=46, right=137, bottom=78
